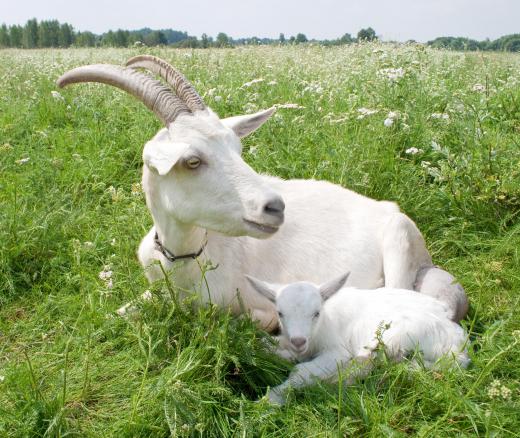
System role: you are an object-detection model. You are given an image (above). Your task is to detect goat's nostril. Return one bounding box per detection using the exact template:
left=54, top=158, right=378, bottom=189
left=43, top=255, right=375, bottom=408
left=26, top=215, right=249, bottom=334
left=290, top=337, right=306, bottom=348
left=264, top=198, right=285, bottom=217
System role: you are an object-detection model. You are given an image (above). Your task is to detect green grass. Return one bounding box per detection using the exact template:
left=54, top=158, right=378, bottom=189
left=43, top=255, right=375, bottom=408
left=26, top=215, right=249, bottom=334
left=1, top=43, right=519, bottom=436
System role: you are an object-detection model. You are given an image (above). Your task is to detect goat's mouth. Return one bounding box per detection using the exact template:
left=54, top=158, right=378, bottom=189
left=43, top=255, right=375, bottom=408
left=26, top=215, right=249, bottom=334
left=243, top=219, right=279, bottom=235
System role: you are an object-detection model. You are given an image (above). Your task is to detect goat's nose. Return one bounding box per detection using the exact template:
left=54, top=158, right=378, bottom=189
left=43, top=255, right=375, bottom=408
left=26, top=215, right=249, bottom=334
left=290, top=337, right=307, bottom=349
left=263, top=197, right=285, bottom=218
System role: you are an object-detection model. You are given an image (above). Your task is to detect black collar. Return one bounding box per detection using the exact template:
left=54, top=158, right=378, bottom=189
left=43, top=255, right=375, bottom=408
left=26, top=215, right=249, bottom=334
left=154, top=231, right=207, bottom=263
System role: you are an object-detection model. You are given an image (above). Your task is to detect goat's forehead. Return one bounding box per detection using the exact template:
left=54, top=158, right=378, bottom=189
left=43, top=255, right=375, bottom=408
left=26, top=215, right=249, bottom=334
left=169, top=113, right=236, bottom=144
left=277, top=282, right=322, bottom=312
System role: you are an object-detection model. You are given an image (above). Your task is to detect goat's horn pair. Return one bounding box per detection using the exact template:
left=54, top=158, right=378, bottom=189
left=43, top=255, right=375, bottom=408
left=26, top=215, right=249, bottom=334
left=56, top=57, right=205, bottom=126
left=125, top=55, right=206, bottom=113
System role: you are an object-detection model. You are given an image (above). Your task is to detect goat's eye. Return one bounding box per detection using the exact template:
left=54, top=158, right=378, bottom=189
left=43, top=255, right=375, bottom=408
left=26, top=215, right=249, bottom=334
left=186, top=157, right=201, bottom=169
left=277, top=312, right=283, bottom=318
left=313, top=311, right=320, bottom=318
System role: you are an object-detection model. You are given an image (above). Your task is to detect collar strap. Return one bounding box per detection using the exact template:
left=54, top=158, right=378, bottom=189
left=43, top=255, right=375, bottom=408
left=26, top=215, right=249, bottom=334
left=154, top=231, right=207, bottom=263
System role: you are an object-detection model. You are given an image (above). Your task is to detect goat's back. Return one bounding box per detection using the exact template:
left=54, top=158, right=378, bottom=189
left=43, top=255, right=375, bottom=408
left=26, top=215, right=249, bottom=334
left=324, top=288, right=470, bottom=367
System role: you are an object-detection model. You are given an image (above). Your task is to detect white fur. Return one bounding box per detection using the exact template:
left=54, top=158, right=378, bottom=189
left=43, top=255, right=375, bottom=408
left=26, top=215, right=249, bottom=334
left=247, top=274, right=470, bottom=405
left=123, top=105, right=467, bottom=328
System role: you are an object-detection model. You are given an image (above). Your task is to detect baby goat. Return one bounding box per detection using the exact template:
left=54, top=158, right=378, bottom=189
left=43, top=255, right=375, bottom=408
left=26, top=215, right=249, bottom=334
left=246, top=273, right=470, bottom=405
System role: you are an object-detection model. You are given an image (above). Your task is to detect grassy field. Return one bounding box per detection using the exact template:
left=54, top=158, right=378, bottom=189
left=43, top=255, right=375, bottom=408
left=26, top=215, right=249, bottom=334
left=1, top=43, right=519, bottom=437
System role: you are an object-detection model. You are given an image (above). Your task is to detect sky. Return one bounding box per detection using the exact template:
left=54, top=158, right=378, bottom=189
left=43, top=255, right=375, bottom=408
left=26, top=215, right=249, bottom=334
left=1, top=0, right=518, bottom=43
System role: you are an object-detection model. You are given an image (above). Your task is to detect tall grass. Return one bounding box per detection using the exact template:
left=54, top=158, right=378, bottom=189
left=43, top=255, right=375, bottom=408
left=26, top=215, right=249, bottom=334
left=1, top=44, right=519, bottom=436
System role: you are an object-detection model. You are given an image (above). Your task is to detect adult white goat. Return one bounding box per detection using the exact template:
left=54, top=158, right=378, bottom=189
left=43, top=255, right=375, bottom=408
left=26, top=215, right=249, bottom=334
left=246, top=273, right=470, bottom=405
left=57, top=55, right=468, bottom=329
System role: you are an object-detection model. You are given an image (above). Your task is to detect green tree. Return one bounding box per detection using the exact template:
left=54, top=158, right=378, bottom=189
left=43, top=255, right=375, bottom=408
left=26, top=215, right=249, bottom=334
left=201, top=33, right=210, bottom=48
left=504, top=37, right=520, bottom=52
left=340, top=33, right=353, bottom=44
left=23, top=18, right=39, bottom=48
left=216, top=32, right=230, bottom=47
left=9, top=25, right=23, bottom=47
left=357, top=27, right=376, bottom=41
left=114, top=29, right=129, bottom=47
left=38, top=20, right=61, bottom=47
left=279, top=33, right=285, bottom=44
left=0, top=24, right=10, bottom=47
left=75, top=31, right=96, bottom=47
left=144, top=30, right=167, bottom=46
left=295, top=33, right=307, bottom=43
left=59, top=23, right=74, bottom=47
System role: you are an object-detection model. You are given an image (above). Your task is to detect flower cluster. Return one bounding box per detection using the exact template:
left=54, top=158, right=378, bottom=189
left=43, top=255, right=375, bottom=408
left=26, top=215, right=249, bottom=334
left=487, top=379, right=512, bottom=400
left=99, top=264, right=113, bottom=289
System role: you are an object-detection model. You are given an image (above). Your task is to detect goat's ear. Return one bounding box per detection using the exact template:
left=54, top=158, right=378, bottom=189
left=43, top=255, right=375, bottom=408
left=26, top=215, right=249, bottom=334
left=143, top=139, right=190, bottom=176
left=221, top=107, right=276, bottom=138
left=245, top=275, right=277, bottom=303
left=319, top=272, right=350, bottom=301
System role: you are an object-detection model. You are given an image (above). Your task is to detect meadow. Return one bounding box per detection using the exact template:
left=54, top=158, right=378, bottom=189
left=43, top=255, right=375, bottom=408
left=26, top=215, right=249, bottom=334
left=1, top=43, right=519, bottom=436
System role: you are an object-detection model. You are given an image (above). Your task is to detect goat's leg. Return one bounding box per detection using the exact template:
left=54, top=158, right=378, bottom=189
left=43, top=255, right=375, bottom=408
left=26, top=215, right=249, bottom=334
left=267, top=350, right=347, bottom=405
left=382, top=213, right=468, bottom=321
left=381, top=212, right=432, bottom=290
left=414, top=266, right=469, bottom=322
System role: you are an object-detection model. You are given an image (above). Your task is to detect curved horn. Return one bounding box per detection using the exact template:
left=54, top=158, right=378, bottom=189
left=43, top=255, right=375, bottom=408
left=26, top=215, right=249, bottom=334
left=126, top=55, right=206, bottom=112
left=56, top=64, right=190, bottom=126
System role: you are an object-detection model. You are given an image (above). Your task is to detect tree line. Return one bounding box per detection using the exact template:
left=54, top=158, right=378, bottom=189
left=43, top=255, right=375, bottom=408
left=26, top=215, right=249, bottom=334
left=0, top=18, right=518, bottom=52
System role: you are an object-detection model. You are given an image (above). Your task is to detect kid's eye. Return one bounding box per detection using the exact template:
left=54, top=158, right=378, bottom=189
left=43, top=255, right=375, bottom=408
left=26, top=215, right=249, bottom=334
left=277, top=312, right=283, bottom=318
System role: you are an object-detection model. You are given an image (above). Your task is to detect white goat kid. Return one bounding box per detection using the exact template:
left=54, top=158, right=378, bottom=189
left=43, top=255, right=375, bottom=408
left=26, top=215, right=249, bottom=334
left=246, top=273, right=470, bottom=405
left=57, top=56, right=468, bottom=329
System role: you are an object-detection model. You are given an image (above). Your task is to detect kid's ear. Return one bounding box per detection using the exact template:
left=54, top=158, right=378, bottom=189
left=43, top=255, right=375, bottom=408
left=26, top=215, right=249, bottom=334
left=221, top=107, right=276, bottom=138
left=319, top=272, right=350, bottom=301
left=143, top=139, right=190, bottom=176
left=245, top=275, right=278, bottom=303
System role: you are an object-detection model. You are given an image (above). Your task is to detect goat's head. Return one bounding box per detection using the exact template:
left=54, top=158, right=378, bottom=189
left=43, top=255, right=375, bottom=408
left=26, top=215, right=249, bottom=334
left=246, top=272, right=350, bottom=355
left=57, top=55, right=284, bottom=238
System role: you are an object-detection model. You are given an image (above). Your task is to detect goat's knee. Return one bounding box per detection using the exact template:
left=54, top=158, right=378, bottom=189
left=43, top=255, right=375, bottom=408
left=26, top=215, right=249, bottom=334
left=382, top=213, right=432, bottom=289
left=415, top=266, right=469, bottom=322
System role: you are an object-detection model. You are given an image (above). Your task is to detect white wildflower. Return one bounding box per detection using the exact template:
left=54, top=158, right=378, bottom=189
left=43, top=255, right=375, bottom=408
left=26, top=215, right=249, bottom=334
left=51, top=90, right=65, bottom=102
left=206, top=88, right=217, bottom=96
left=431, top=113, right=449, bottom=121
left=268, top=80, right=278, bottom=86
left=106, top=278, right=113, bottom=289
left=15, top=157, right=30, bottom=165
left=131, top=182, right=142, bottom=196
left=431, top=141, right=442, bottom=151
left=472, top=83, right=486, bottom=92
left=303, top=83, right=323, bottom=94
left=357, top=108, right=378, bottom=119
left=214, top=95, right=222, bottom=102
left=500, top=386, right=512, bottom=400
left=274, top=103, right=305, bottom=110
left=384, top=118, right=394, bottom=127
left=99, top=270, right=112, bottom=281
left=241, top=78, right=264, bottom=88
left=378, top=67, right=405, bottom=81
left=0, top=375, right=4, bottom=383
left=99, top=264, right=113, bottom=281
left=111, top=238, right=116, bottom=246
left=83, top=241, right=95, bottom=249
left=249, top=146, right=258, bottom=156
left=405, top=147, right=422, bottom=155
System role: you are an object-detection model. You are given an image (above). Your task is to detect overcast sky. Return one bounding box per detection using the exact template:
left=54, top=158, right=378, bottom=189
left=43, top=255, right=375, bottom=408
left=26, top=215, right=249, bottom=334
left=1, top=0, right=518, bottom=42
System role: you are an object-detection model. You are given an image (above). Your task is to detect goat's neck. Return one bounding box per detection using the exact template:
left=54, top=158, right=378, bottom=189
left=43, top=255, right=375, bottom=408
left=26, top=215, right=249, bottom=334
left=151, top=208, right=207, bottom=257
